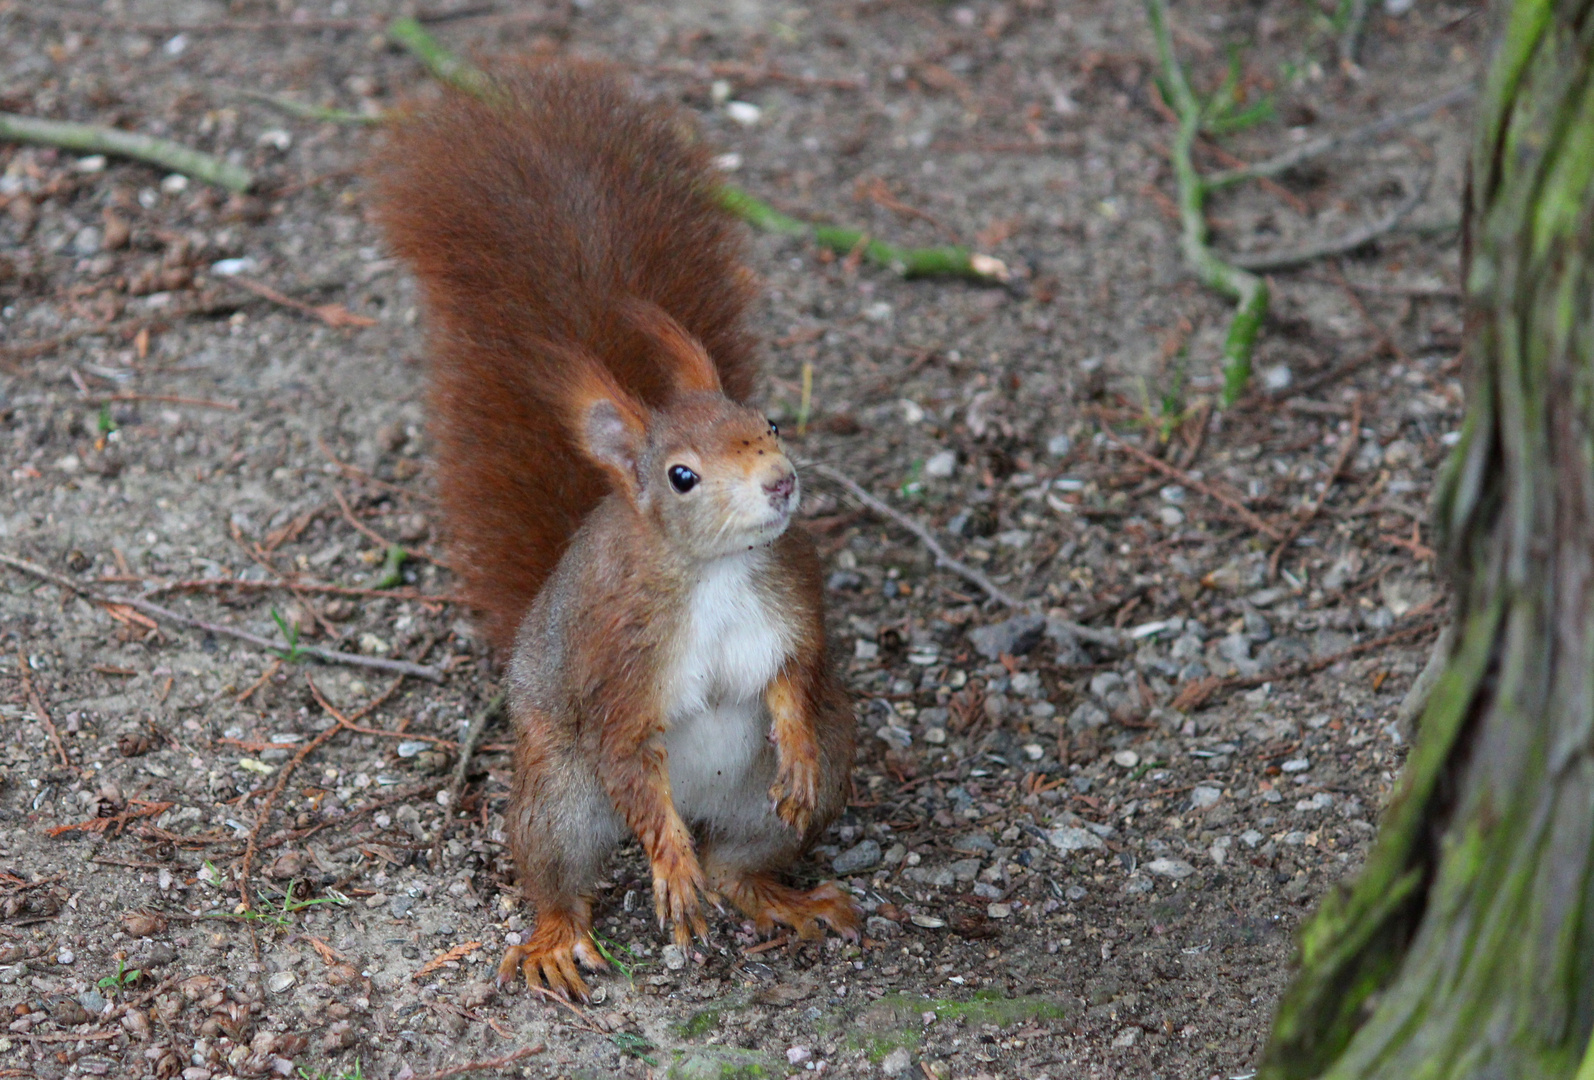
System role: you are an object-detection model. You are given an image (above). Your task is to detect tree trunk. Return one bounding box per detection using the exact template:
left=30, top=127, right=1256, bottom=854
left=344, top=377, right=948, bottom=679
left=1261, top=1, right=1594, bottom=1076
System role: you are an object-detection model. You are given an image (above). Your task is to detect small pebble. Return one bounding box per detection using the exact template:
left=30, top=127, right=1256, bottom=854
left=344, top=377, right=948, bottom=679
left=787, top=1046, right=812, bottom=1066
left=924, top=450, right=957, bottom=478
left=57, top=949, right=74, bottom=965
left=267, top=971, right=296, bottom=993
left=833, top=839, right=882, bottom=875
left=1281, top=758, right=1311, bottom=773
left=662, top=944, right=687, bottom=971
left=1147, top=858, right=1196, bottom=879
left=1112, top=749, right=1139, bottom=768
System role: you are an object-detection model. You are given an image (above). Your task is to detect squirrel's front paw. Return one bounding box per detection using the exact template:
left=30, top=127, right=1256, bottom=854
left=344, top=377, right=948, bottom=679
left=768, top=751, right=820, bottom=834
left=651, top=844, right=711, bottom=947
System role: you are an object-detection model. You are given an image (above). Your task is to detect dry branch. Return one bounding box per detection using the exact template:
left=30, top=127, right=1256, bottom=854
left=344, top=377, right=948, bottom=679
left=0, top=552, right=445, bottom=681
left=1228, top=170, right=1433, bottom=272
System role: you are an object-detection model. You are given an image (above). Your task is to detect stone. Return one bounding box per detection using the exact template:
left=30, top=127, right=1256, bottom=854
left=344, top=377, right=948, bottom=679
left=1067, top=701, right=1109, bottom=732
left=1048, top=826, right=1105, bottom=852
left=1242, top=608, right=1272, bottom=642
left=267, top=971, right=296, bottom=993
left=968, top=614, right=1047, bottom=659
left=905, top=865, right=956, bottom=888
left=1190, top=786, right=1222, bottom=810
left=1218, top=633, right=1252, bottom=664
left=1281, top=758, right=1311, bottom=773
left=834, top=839, right=882, bottom=875
left=924, top=450, right=957, bottom=478
left=950, top=858, right=982, bottom=883
left=881, top=1047, right=913, bottom=1076
left=1147, top=858, right=1196, bottom=879
left=1112, top=749, right=1139, bottom=768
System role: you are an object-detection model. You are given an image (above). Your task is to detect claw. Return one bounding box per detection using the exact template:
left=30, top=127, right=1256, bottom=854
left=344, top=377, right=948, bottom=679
left=498, top=904, right=604, bottom=1004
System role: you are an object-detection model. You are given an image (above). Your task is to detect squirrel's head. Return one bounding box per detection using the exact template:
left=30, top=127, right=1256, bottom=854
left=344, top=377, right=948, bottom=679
left=566, top=302, right=798, bottom=561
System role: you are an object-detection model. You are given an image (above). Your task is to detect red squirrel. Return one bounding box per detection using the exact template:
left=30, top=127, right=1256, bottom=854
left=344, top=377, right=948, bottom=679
left=368, top=62, right=859, bottom=1000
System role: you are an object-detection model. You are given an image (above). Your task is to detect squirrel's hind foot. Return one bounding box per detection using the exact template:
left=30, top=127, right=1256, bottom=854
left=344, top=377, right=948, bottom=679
left=496, top=904, right=607, bottom=1002
left=720, top=873, right=862, bottom=942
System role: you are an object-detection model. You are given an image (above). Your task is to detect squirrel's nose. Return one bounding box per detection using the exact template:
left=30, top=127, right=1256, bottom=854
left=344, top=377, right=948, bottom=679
left=765, top=472, right=796, bottom=502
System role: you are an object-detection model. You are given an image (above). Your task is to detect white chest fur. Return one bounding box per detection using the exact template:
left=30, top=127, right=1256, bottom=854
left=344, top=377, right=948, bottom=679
left=662, top=549, right=791, bottom=821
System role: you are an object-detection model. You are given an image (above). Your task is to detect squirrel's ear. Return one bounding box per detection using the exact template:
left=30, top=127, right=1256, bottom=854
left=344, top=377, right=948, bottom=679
left=580, top=397, right=646, bottom=492
left=619, top=298, right=722, bottom=396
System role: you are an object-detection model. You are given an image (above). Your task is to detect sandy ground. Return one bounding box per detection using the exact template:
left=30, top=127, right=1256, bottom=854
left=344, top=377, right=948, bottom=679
left=0, top=0, right=1479, bottom=1077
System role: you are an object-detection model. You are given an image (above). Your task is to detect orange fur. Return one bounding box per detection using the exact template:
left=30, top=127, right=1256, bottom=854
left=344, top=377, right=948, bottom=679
left=766, top=670, right=822, bottom=834
left=367, top=61, right=758, bottom=655
left=368, top=61, right=855, bottom=1005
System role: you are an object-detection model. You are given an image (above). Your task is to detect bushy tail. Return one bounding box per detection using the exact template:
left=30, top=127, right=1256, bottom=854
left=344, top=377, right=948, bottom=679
left=367, top=62, right=759, bottom=655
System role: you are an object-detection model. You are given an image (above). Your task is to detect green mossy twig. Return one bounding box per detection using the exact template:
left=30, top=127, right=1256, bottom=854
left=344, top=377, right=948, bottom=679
left=0, top=112, right=253, bottom=192
left=382, top=17, right=1007, bottom=282
left=229, top=87, right=381, bottom=126
left=1146, top=0, right=1268, bottom=406
left=385, top=15, right=494, bottom=98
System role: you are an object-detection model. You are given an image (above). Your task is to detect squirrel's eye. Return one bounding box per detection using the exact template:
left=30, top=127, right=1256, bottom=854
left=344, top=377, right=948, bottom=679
left=768, top=419, right=780, bottom=437
left=668, top=465, right=700, bottom=493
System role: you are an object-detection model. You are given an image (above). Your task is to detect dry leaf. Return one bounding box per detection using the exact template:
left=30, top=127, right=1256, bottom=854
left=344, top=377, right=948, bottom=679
left=312, top=304, right=377, bottom=329
left=101, top=602, right=158, bottom=630
left=412, top=940, right=482, bottom=981
left=305, top=935, right=346, bottom=965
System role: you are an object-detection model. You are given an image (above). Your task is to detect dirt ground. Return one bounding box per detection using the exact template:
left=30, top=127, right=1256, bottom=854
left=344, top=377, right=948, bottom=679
left=0, top=0, right=1482, bottom=1077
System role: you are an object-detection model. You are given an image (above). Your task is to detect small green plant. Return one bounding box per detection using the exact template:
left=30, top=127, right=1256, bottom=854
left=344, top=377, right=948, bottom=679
left=211, top=881, right=350, bottom=928
left=269, top=608, right=309, bottom=662
left=96, top=404, right=116, bottom=436
left=898, top=459, right=925, bottom=500
left=589, top=932, right=648, bottom=981
left=611, top=1031, right=658, bottom=1066
left=297, top=1060, right=363, bottom=1080
left=97, top=957, right=142, bottom=997
left=1199, top=48, right=1275, bottom=136
left=371, top=543, right=408, bottom=589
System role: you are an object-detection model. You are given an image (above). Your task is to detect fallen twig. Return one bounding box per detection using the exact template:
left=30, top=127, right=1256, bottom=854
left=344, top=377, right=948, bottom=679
left=142, top=576, right=445, bottom=604
left=222, top=275, right=377, bottom=328
left=1269, top=395, right=1362, bottom=580
left=383, top=17, right=1007, bottom=282
left=408, top=1045, right=546, bottom=1080
left=810, top=464, right=1026, bottom=609
left=1172, top=619, right=1442, bottom=712
left=1339, top=0, right=1372, bottom=71
left=233, top=674, right=405, bottom=908
left=15, top=649, right=71, bottom=772
left=449, top=693, right=505, bottom=805
left=226, top=87, right=380, bottom=126
left=0, top=113, right=253, bottom=192
left=0, top=552, right=446, bottom=682
left=1146, top=0, right=1268, bottom=405
left=1228, top=169, right=1433, bottom=272
left=1206, top=85, right=1474, bottom=188
left=1101, top=429, right=1285, bottom=540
